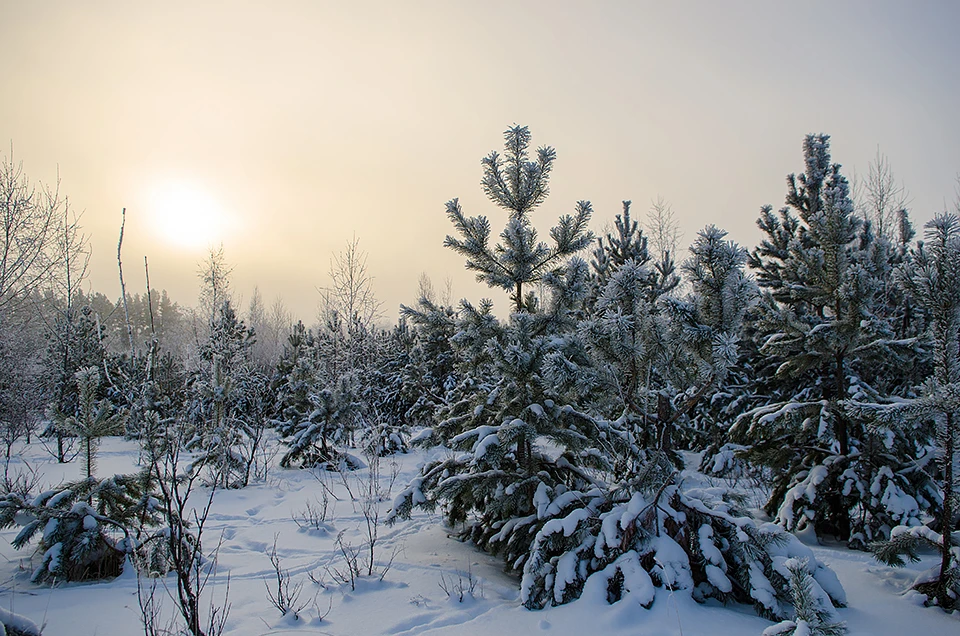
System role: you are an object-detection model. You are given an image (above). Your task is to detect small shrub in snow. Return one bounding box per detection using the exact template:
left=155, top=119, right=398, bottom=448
left=292, top=489, right=335, bottom=534
left=265, top=535, right=308, bottom=620
left=328, top=451, right=399, bottom=588
left=438, top=565, right=481, bottom=602
left=762, top=558, right=846, bottom=635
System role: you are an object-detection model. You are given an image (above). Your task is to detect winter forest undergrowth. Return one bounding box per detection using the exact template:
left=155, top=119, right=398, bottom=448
left=0, top=126, right=958, bottom=635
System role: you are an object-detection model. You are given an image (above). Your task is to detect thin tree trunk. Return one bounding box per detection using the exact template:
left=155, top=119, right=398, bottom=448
left=835, top=352, right=849, bottom=456
left=938, top=411, right=954, bottom=607
left=657, top=393, right=672, bottom=453
left=145, top=256, right=157, bottom=381
left=117, top=208, right=136, bottom=360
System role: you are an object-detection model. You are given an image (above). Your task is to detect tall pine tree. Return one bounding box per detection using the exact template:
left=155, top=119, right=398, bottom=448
left=735, top=134, right=926, bottom=544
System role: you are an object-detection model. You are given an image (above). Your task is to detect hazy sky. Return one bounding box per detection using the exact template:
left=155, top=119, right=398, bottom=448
left=2, top=1, right=959, bottom=323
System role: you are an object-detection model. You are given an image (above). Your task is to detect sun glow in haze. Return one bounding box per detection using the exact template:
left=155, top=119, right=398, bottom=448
left=147, top=181, right=228, bottom=250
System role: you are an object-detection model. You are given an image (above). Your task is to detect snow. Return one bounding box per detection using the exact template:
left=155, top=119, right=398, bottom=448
left=651, top=534, right=693, bottom=591
left=473, top=432, right=499, bottom=460
left=0, top=438, right=958, bottom=635
left=540, top=507, right=590, bottom=538
left=408, top=427, right=434, bottom=445
left=0, top=607, right=41, bottom=636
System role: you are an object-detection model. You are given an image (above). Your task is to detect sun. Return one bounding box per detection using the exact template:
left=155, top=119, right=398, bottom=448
left=146, top=181, right=227, bottom=250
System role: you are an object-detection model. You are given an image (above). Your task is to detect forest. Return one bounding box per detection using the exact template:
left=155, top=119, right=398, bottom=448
left=0, top=125, right=957, bottom=636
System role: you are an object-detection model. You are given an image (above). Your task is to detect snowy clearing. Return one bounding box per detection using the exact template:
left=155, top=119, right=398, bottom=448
left=0, top=438, right=956, bottom=636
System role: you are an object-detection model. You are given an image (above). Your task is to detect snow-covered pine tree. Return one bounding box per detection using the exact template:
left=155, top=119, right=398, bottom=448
left=0, top=607, right=42, bottom=636
left=733, top=134, right=925, bottom=545
left=578, top=224, right=754, bottom=464
left=519, top=470, right=847, bottom=619
left=389, top=124, right=600, bottom=565
left=354, top=320, right=415, bottom=454
left=271, top=321, right=320, bottom=437
left=187, top=300, right=268, bottom=487
left=50, top=367, right=126, bottom=482
left=365, top=318, right=413, bottom=427
left=857, top=213, right=960, bottom=609
left=42, top=303, right=109, bottom=462
left=272, top=319, right=363, bottom=468
left=579, top=257, right=674, bottom=456
left=390, top=126, right=836, bottom=619
left=444, top=124, right=594, bottom=313
left=397, top=295, right=459, bottom=427
left=278, top=378, right=361, bottom=469
left=389, top=268, right=611, bottom=569
left=510, top=225, right=814, bottom=618
left=404, top=298, right=501, bottom=450
left=675, top=225, right=757, bottom=447
left=590, top=201, right=652, bottom=291
left=0, top=466, right=161, bottom=583
left=313, top=309, right=367, bottom=447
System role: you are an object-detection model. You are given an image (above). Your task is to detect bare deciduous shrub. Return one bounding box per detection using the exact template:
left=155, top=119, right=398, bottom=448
left=264, top=535, right=308, bottom=619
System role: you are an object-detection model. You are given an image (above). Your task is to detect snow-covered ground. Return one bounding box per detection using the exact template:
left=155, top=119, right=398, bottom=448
left=0, top=438, right=957, bottom=635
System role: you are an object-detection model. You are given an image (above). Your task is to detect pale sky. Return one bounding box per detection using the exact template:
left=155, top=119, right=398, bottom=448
left=2, top=1, right=958, bottom=323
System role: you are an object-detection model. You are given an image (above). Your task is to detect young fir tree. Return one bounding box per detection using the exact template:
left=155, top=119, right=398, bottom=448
left=389, top=268, right=610, bottom=564
left=577, top=224, right=753, bottom=464
left=590, top=202, right=650, bottom=288
left=672, top=224, right=756, bottom=443
left=858, top=213, right=960, bottom=609
left=42, top=303, right=109, bottom=462
left=733, top=134, right=926, bottom=545
left=408, top=298, right=501, bottom=449
left=0, top=472, right=160, bottom=583
left=278, top=378, right=361, bottom=469
left=763, top=558, right=847, bottom=636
